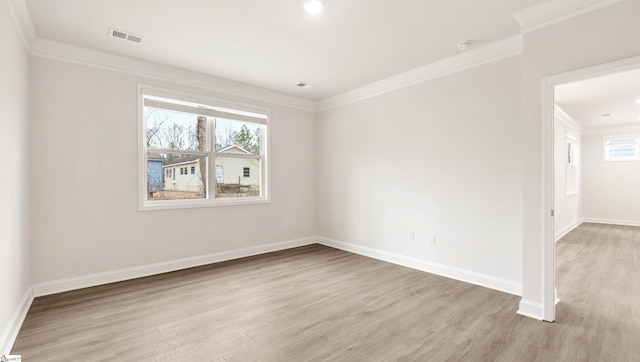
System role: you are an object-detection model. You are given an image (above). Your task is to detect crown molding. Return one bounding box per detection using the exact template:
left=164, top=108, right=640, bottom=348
left=317, top=35, right=522, bottom=111
left=554, top=105, right=583, bottom=133
left=29, top=38, right=318, bottom=112
left=6, top=0, right=36, bottom=49
left=581, top=123, right=640, bottom=136
left=513, top=0, right=624, bottom=33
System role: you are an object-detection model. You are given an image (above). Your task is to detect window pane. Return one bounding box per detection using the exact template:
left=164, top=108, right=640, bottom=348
left=215, top=156, right=260, bottom=198
left=215, top=118, right=261, bottom=155
left=146, top=152, right=207, bottom=201
left=605, top=137, right=639, bottom=160
left=609, top=145, right=637, bottom=158
left=606, top=138, right=637, bottom=146
left=145, top=107, right=207, bottom=151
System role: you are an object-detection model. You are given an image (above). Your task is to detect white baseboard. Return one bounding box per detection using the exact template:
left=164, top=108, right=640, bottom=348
left=32, top=236, right=317, bottom=297
left=0, top=287, right=33, bottom=355
left=555, top=218, right=583, bottom=241
left=581, top=217, right=640, bottom=227
left=517, top=299, right=544, bottom=320
left=317, top=236, right=522, bottom=296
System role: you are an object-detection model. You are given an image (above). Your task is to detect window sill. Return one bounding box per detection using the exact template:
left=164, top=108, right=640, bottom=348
left=139, top=197, right=270, bottom=211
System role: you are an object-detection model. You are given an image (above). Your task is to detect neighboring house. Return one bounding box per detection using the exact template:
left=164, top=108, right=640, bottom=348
left=161, top=145, right=259, bottom=194
left=216, top=145, right=260, bottom=188
left=163, top=156, right=205, bottom=194
left=147, top=153, right=164, bottom=193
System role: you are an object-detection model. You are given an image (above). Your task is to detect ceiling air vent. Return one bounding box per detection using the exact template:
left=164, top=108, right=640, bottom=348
left=109, top=27, right=144, bottom=44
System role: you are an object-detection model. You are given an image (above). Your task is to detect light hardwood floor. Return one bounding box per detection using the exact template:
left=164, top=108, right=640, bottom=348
left=12, top=223, right=640, bottom=361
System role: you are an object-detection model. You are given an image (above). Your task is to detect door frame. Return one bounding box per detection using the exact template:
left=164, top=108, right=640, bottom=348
left=542, top=55, right=640, bottom=322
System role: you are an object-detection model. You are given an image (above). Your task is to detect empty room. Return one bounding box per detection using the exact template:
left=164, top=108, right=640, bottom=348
left=1, top=0, right=639, bottom=360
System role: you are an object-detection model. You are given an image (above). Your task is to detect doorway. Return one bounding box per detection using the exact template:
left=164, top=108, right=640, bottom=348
left=543, top=55, right=640, bottom=322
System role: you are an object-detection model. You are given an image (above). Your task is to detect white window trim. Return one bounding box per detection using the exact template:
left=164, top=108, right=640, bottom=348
left=603, top=135, right=640, bottom=162
left=138, top=85, right=270, bottom=211
left=565, top=134, right=579, bottom=197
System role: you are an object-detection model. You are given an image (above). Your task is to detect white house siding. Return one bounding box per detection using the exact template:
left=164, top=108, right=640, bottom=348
left=163, top=161, right=204, bottom=193
left=217, top=157, right=260, bottom=187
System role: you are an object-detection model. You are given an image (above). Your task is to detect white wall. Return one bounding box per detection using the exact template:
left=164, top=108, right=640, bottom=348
left=554, top=111, right=582, bottom=239
left=521, top=0, right=640, bottom=316
left=582, top=127, right=640, bottom=224
left=29, top=57, right=317, bottom=287
left=317, top=56, right=523, bottom=291
left=0, top=0, right=31, bottom=353
left=10, top=1, right=640, bottom=345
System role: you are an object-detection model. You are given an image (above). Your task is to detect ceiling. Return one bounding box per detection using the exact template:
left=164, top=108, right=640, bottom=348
left=24, top=0, right=545, bottom=101
left=556, top=68, right=640, bottom=129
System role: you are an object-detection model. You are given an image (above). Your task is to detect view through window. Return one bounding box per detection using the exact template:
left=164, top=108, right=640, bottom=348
left=140, top=89, right=268, bottom=209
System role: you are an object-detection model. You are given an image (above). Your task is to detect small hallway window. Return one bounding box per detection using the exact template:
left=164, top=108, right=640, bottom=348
left=604, top=136, right=639, bottom=161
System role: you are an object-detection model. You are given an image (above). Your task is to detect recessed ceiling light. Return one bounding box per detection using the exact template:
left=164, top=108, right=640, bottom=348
left=602, top=113, right=612, bottom=117
left=296, top=82, right=315, bottom=88
left=303, top=0, right=324, bottom=15
left=636, top=98, right=640, bottom=104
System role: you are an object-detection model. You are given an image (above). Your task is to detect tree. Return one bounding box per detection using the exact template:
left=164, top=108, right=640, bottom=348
left=235, top=125, right=254, bottom=151
left=215, top=124, right=238, bottom=150
left=145, top=108, right=166, bottom=148
left=197, top=116, right=207, bottom=195
left=251, top=127, right=261, bottom=155
left=163, top=123, right=186, bottom=150
left=215, top=124, right=260, bottom=154
left=146, top=119, right=165, bottom=148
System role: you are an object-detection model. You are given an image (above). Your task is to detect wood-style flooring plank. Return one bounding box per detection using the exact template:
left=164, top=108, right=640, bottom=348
left=12, top=223, right=640, bottom=361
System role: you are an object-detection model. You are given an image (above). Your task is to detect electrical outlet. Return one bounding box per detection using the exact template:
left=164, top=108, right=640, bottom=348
left=408, top=230, right=415, bottom=240
left=428, top=234, right=436, bottom=244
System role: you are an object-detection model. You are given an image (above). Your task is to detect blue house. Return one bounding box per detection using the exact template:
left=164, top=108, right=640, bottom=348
left=147, top=153, right=164, bottom=193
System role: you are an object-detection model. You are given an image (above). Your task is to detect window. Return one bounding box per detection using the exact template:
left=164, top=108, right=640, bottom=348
left=566, top=135, right=578, bottom=196
left=140, top=86, right=269, bottom=210
left=215, top=165, right=224, bottom=183
left=604, top=136, right=639, bottom=161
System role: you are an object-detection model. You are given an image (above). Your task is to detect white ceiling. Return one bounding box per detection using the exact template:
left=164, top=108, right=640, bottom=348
left=556, top=68, right=640, bottom=129
left=25, top=0, right=545, bottom=101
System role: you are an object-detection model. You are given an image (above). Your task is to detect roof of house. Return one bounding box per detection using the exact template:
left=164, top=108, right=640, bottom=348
left=147, top=152, right=164, bottom=161
left=218, top=145, right=251, bottom=154
left=163, top=155, right=201, bottom=167
left=161, top=145, right=253, bottom=167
